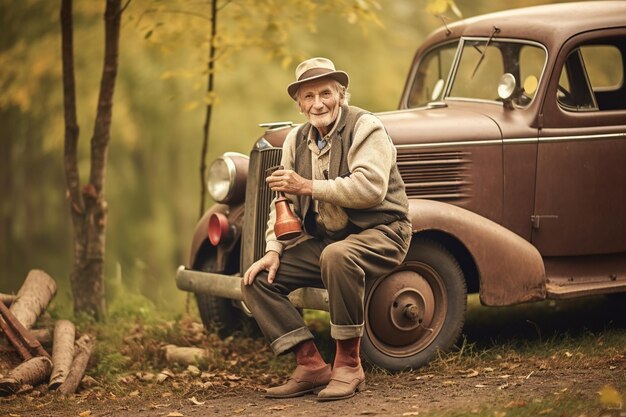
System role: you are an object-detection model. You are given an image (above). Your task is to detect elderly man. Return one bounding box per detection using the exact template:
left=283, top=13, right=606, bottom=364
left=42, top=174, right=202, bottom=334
left=241, top=57, right=411, bottom=401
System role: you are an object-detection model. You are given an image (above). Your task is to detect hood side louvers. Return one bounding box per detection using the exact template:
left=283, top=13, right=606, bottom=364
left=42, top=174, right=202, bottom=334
left=396, top=149, right=471, bottom=201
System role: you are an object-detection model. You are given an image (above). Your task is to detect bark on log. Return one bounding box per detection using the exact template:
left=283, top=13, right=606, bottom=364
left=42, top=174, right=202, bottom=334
left=163, top=344, right=209, bottom=366
left=9, top=269, right=57, bottom=330
left=57, top=334, right=94, bottom=396
left=0, top=356, right=52, bottom=396
left=48, top=320, right=76, bottom=389
left=0, top=293, right=16, bottom=305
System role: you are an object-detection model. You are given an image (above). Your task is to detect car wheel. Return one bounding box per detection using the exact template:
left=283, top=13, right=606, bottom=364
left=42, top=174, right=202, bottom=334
left=194, top=259, right=242, bottom=336
left=362, top=237, right=467, bottom=371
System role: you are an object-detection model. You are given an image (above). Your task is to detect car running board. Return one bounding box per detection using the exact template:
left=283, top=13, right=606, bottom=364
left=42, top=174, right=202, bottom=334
left=546, top=276, right=626, bottom=299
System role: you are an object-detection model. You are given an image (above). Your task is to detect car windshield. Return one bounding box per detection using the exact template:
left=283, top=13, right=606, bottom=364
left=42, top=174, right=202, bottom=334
left=407, top=42, right=457, bottom=108
left=448, top=39, right=546, bottom=108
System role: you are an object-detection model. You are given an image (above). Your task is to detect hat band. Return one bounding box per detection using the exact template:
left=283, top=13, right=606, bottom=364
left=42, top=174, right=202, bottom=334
left=298, top=67, right=333, bottom=81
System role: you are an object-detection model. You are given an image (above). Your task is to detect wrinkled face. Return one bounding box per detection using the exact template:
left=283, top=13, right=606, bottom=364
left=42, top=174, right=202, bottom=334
left=297, top=78, right=343, bottom=136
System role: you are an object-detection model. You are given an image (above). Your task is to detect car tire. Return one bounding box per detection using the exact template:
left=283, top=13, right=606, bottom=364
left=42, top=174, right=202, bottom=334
left=194, top=258, right=242, bottom=336
left=362, top=237, right=467, bottom=371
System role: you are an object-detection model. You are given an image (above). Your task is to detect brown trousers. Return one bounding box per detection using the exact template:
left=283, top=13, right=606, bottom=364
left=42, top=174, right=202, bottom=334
left=241, top=218, right=411, bottom=355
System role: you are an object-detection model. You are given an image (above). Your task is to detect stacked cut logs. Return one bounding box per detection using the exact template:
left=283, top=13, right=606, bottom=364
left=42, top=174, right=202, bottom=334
left=0, top=269, right=94, bottom=396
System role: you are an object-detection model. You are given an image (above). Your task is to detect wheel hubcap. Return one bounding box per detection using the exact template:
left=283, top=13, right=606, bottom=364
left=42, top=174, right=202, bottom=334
left=366, top=262, right=447, bottom=357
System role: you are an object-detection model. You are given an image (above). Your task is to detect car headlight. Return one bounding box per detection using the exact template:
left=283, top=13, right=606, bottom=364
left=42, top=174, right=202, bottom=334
left=207, top=152, right=248, bottom=204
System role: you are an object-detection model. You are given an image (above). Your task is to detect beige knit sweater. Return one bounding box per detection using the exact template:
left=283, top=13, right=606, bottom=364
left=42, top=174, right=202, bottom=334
left=265, top=110, right=397, bottom=255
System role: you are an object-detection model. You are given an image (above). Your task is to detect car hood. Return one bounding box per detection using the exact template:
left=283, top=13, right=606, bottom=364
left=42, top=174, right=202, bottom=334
left=377, top=106, right=502, bottom=146
left=262, top=105, right=502, bottom=147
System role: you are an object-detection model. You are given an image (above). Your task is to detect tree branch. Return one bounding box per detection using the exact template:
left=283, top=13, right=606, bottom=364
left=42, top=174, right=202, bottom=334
left=199, top=0, right=218, bottom=218
left=60, top=0, right=83, bottom=218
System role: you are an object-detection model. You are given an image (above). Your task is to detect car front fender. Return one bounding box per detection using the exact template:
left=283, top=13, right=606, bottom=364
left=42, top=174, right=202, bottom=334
left=408, top=199, right=546, bottom=306
left=189, top=203, right=244, bottom=269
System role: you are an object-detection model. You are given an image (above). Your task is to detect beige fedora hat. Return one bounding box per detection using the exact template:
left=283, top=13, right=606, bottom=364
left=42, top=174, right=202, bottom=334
left=287, top=57, right=349, bottom=99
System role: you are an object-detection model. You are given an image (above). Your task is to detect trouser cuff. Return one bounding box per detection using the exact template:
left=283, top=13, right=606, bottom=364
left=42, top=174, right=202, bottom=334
left=270, top=326, right=314, bottom=356
left=330, top=322, right=364, bottom=340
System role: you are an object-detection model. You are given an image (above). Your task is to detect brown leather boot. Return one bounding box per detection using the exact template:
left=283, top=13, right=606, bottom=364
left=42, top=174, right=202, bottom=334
left=265, top=340, right=331, bottom=398
left=265, top=363, right=332, bottom=398
left=317, top=337, right=365, bottom=401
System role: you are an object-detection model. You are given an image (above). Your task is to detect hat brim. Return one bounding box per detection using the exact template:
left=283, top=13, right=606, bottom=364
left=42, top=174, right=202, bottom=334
left=287, top=71, right=349, bottom=100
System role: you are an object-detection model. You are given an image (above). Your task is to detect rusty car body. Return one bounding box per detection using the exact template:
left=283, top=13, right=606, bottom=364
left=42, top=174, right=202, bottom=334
left=176, top=1, right=626, bottom=371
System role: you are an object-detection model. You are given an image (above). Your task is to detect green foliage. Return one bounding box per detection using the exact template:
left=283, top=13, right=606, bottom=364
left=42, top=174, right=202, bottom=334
left=1, top=0, right=598, bottom=309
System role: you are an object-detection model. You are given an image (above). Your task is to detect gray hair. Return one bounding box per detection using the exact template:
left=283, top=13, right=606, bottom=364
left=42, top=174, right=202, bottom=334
left=295, top=79, right=351, bottom=106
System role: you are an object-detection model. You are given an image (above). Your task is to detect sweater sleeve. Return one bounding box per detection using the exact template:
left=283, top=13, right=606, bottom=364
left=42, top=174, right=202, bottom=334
left=264, top=127, right=299, bottom=255
left=312, top=114, right=395, bottom=209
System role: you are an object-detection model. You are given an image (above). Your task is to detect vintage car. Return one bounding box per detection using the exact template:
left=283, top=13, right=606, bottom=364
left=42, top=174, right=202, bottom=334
left=176, top=1, right=626, bottom=371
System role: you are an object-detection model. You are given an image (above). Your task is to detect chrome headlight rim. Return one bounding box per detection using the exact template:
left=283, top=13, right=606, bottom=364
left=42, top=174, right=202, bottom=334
left=207, top=152, right=248, bottom=204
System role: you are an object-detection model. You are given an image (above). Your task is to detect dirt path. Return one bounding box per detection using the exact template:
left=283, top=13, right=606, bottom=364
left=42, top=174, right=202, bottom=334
left=2, top=352, right=624, bottom=416
left=2, top=296, right=625, bottom=416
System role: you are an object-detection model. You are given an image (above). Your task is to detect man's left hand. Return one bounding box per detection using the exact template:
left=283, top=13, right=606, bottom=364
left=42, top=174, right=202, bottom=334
left=266, top=169, right=313, bottom=196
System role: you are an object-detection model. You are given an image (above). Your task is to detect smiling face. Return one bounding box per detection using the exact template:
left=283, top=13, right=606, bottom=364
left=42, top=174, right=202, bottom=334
left=296, top=78, right=344, bottom=137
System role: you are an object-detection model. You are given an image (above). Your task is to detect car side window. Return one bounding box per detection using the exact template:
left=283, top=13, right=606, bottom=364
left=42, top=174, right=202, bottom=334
left=557, top=41, right=625, bottom=112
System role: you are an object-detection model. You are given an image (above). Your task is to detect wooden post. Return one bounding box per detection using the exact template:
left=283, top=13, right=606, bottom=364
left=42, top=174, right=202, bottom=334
left=9, top=269, right=57, bottom=330
left=48, top=320, right=76, bottom=389
left=57, top=335, right=94, bottom=396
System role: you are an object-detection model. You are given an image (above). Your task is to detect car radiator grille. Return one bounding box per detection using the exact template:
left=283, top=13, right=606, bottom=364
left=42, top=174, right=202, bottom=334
left=240, top=147, right=282, bottom=273
left=396, top=149, right=471, bottom=200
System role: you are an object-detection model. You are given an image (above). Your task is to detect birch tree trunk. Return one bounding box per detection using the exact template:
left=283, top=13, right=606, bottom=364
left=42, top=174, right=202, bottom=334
left=0, top=356, right=52, bottom=395
left=57, top=335, right=94, bottom=396
left=9, top=269, right=57, bottom=330
left=61, top=0, right=123, bottom=319
left=0, top=293, right=16, bottom=305
left=48, top=320, right=76, bottom=389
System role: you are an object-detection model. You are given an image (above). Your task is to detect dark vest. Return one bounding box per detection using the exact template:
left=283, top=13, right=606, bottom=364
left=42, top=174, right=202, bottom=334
left=293, top=104, right=409, bottom=233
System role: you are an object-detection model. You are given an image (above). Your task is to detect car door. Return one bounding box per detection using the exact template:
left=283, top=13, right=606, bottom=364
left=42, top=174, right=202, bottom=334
left=532, top=28, right=626, bottom=256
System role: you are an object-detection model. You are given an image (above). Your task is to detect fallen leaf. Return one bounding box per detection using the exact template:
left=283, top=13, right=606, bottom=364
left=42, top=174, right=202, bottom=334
left=475, top=384, right=488, bottom=388
left=268, top=404, right=294, bottom=411
left=463, top=369, right=479, bottom=378
left=189, top=396, right=206, bottom=406
left=187, top=365, right=201, bottom=377
left=156, top=373, right=170, bottom=383
left=149, top=403, right=171, bottom=409
left=129, top=390, right=140, bottom=397
left=598, top=385, right=623, bottom=409
left=79, top=411, right=91, bottom=417
left=442, top=380, right=456, bottom=385
left=166, top=413, right=184, bottom=417
left=564, top=351, right=573, bottom=358
left=402, top=412, right=420, bottom=416
left=493, top=411, right=506, bottom=417
left=234, top=408, right=246, bottom=414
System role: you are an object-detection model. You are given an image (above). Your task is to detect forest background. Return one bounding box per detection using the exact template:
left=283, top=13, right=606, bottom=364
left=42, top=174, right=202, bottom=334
left=0, top=0, right=594, bottom=316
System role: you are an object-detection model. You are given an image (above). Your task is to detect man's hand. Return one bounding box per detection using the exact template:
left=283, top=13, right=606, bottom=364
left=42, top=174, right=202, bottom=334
left=266, top=169, right=313, bottom=196
left=243, top=251, right=280, bottom=285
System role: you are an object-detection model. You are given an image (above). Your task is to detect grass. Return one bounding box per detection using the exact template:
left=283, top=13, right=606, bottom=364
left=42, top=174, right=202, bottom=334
left=32, top=289, right=625, bottom=413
